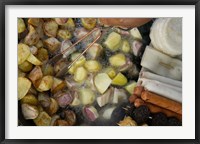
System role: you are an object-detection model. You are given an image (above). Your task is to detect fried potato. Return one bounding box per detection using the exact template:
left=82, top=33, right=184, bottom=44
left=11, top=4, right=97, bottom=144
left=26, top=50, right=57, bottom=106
left=37, top=75, right=53, bottom=92
left=18, top=43, right=31, bottom=65
left=18, top=77, right=32, bottom=100
left=33, top=111, right=51, bottom=126
left=18, top=60, right=33, bottom=72
left=20, top=94, right=38, bottom=105
left=28, top=66, right=43, bottom=83
left=27, top=53, right=42, bottom=65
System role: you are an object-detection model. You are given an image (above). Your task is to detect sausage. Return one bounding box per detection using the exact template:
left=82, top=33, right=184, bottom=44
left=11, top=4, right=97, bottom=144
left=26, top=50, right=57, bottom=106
left=133, top=86, right=144, bottom=97
left=99, top=18, right=152, bottom=28
left=134, top=98, right=182, bottom=120
left=141, top=91, right=182, bottom=115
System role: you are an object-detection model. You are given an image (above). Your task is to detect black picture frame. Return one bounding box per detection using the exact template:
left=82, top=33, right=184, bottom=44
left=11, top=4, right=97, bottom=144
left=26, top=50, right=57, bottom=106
left=1, top=0, right=199, bottom=143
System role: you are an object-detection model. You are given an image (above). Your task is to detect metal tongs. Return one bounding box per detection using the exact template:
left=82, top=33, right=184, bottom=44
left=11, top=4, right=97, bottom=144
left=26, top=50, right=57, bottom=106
left=48, top=27, right=102, bottom=77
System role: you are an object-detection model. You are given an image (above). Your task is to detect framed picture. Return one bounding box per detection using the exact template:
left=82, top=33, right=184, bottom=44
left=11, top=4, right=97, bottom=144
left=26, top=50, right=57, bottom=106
left=1, top=0, right=199, bottom=143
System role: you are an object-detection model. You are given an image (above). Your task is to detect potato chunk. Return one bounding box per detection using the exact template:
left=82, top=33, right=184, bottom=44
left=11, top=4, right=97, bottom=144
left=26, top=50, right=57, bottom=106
left=18, top=43, right=31, bottom=65
left=109, top=53, right=126, bottom=67
left=27, top=53, right=42, bottom=65
left=94, top=73, right=112, bottom=94
left=33, top=111, right=51, bottom=126
left=18, top=18, right=26, bottom=33
left=18, top=77, right=32, bottom=100
left=37, top=75, right=54, bottom=92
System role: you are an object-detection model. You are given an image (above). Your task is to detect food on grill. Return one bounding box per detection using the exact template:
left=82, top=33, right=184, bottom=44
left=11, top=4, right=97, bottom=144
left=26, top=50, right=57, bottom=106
left=18, top=18, right=182, bottom=126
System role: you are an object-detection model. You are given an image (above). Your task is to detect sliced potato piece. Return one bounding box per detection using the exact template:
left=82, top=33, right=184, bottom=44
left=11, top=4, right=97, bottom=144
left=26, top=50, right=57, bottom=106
left=18, top=60, right=33, bottom=72
left=18, top=77, right=32, bottom=100
left=81, top=18, right=97, bottom=30
left=24, top=25, right=40, bottom=46
left=18, top=69, right=26, bottom=77
left=55, top=18, right=68, bottom=25
left=20, top=94, right=38, bottom=105
left=33, top=111, right=51, bottom=126
left=18, top=18, right=26, bottom=33
left=47, top=98, right=59, bottom=115
left=44, top=37, right=61, bottom=54
left=86, top=43, right=103, bottom=59
left=42, top=63, right=54, bottom=76
left=28, top=18, right=40, bottom=27
left=79, top=88, right=95, bottom=105
left=103, top=67, right=116, bottom=79
left=28, top=66, right=43, bottom=83
left=84, top=60, right=102, bottom=73
left=71, top=53, right=86, bottom=67
left=112, top=72, right=127, bottom=86
left=104, top=32, right=121, bottom=51
left=94, top=73, right=112, bottom=94
left=18, top=43, right=31, bottom=65
left=21, top=104, right=39, bottom=119
left=57, top=29, right=72, bottom=40
left=74, top=67, right=88, bottom=82
left=37, top=48, right=49, bottom=62
left=27, top=53, right=42, bottom=65
left=109, top=53, right=126, bottom=67
left=60, top=18, right=75, bottom=32
left=35, top=40, right=43, bottom=48
left=125, top=81, right=137, bottom=94
left=51, top=77, right=63, bottom=91
left=68, top=65, right=77, bottom=75
left=43, top=20, right=58, bottom=37
left=130, top=28, right=142, bottom=40
left=121, top=40, right=130, bottom=53
left=70, top=91, right=81, bottom=106
left=37, top=75, right=53, bottom=92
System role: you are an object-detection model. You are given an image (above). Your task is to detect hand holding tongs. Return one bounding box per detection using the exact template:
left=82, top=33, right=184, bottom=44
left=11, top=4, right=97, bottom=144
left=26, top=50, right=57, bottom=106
left=48, top=27, right=102, bottom=78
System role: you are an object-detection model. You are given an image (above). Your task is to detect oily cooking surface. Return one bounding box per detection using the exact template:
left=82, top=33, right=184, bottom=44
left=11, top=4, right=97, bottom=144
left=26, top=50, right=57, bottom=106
left=18, top=18, right=182, bottom=126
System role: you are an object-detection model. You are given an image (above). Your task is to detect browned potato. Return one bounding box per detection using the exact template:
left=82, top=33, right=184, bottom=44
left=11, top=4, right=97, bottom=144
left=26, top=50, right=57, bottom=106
left=37, top=48, right=49, bottom=62
left=28, top=18, right=40, bottom=27
left=27, top=86, right=38, bottom=95
left=38, top=92, right=51, bottom=108
left=29, top=46, right=38, bottom=55
left=81, top=18, right=97, bottom=30
left=28, top=66, right=43, bottom=83
left=44, top=37, right=61, bottom=54
left=18, top=43, right=31, bottom=65
left=50, top=115, right=60, bottom=126
left=24, top=25, right=40, bottom=46
left=37, top=75, right=53, bottom=92
left=18, top=18, right=26, bottom=33
left=20, top=94, right=38, bottom=105
left=35, top=19, right=45, bottom=38
left=27, top=53, right=42, bottom=65
left=18, top=77, right=32, bottom=100
left=57, top=29, right=72, bottom=40
left=18, top=69, right=26, bottom=77
left=35, top=40, right=43, bottom=48
left=55, top=18, right=68, bottom=25
left=47, top=98, right=59, bottom=115
left=56, top=120, right=69, bottom=126
left=33, top=111, right=51, bottom=126
left=60, top=18, right=75, bottom=32
left=42, top=63, right=54, bottom=76
left=21, top=103, right=39, bottom=119
left=51, top=77, right=63, bottom=91
left=43, top=20, right=58, bottom=37
left=18, top=61, right=33, bottom=72
left=51, top=77, right=66, bottom=94
left=54, top=59, right=68, bottom=74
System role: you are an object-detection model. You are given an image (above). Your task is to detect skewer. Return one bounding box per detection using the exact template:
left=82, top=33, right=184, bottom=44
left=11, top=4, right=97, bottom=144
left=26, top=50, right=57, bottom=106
left=54, top=27, right=102, bottom=77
